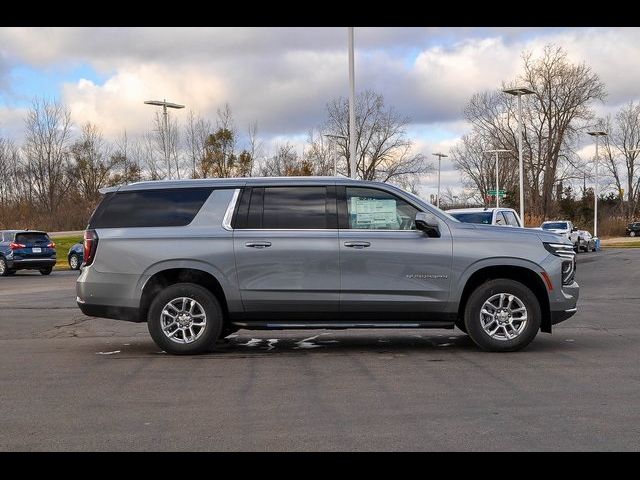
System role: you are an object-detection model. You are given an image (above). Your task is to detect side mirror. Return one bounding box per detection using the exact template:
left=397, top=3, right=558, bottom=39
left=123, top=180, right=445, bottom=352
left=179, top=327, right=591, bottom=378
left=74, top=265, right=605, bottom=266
left=571, top=227, right=578, bottom=232
left=415, top=212, right=441, bottom=238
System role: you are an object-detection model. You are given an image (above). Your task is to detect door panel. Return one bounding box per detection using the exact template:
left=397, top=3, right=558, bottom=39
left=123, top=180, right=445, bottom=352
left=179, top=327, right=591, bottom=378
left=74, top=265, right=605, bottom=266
left=338, top=187, right=453, bottom=317
left=233, top=185, right=340, bottom=314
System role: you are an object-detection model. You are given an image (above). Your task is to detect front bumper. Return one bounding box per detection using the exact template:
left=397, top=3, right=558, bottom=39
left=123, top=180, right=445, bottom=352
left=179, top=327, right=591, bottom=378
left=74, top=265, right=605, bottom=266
left=551, top=307, right=577, bottom=325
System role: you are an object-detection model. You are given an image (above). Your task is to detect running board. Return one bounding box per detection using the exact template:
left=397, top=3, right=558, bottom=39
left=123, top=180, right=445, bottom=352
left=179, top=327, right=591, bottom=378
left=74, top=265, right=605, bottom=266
left=230, top=321, right=454, bottom=330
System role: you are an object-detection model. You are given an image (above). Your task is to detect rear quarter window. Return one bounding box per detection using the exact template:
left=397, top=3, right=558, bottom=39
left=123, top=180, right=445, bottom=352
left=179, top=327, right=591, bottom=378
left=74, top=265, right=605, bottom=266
left=90, top=188, right=213, bottom=228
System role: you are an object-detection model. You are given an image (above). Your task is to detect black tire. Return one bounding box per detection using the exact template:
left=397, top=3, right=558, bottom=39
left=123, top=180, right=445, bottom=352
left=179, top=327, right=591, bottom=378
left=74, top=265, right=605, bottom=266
left=630, top=231, right=636, bottom=237
left=464, top=279, right=542, bottom=352
left=0, top=257, right=9, bottom=276
left=147, top=283, right=223, bottom=355
left=40, top=267, right=53, bottom=275
left=69, top=254, right=81, bottom=270
left=454, top=319, right=468, bottom=334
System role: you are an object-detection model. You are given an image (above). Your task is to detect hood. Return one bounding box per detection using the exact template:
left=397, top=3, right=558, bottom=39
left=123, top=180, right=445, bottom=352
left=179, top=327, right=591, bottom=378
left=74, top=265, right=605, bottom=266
left=459, top=223, right=571, bottom=245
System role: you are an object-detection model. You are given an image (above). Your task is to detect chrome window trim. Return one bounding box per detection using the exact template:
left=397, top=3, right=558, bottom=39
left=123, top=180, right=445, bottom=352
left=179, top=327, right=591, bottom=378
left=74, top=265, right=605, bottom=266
left=222, top=189, right=241, bottom=231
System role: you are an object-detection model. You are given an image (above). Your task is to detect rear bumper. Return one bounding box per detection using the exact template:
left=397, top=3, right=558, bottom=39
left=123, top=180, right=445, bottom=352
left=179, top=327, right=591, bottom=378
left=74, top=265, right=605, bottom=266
left=8, top=258, right=56, bottom=270
left=77, top=298, right=142, bottom=322
left=551, top=307, right=577, bottom=325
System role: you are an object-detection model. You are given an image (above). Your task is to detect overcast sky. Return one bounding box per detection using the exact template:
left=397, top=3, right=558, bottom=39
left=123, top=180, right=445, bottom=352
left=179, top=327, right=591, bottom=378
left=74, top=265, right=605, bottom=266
left=1, top=27, right=640, bottom=198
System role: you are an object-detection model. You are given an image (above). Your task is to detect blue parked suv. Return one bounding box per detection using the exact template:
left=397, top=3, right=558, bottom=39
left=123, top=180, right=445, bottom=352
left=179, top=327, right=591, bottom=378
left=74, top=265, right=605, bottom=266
left=68, top=242, right=84, bottom=270
left=0, top=230, right=57, bottom=276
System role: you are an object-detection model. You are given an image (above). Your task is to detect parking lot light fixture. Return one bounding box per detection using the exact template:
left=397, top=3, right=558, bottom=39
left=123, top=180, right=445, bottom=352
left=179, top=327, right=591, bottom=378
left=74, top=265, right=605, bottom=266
left=503, top=87, right=535, bottom=224
left=144, top=99, right=185, bottom=179
left=432, top=152, right=448, bottom=208
left=587, top=131, right=607, bottom=237
left=324, top=134, right=348, bottom=176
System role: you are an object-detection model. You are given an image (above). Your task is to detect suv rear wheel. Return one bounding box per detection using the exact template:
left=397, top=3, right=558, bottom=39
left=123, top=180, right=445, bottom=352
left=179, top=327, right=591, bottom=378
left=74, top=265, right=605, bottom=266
left=464, top=279, right=541, bottom=352
left=0, top=257, right=8, bottom=276
left=147, top=283, right=223, bottom=355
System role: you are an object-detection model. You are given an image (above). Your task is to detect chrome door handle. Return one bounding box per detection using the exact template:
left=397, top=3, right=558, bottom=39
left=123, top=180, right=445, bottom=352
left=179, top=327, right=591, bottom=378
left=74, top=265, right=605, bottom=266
left=344, top=241, right=371, bottom=249
left=245, top=241, right=272, bottom=248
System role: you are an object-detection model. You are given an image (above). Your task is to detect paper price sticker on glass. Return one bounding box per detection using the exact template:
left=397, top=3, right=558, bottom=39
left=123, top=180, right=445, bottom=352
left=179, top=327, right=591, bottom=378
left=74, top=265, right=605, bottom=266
left=350, top=197, right=399, bottom=229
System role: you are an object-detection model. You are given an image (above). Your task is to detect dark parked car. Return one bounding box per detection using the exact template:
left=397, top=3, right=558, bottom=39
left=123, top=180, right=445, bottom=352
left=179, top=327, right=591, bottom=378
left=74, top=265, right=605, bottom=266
left=627, top=222, right=640, bottom=237
left=68, top=242, right=84, bottom=270
left=0, top=230, right=56, bottom=276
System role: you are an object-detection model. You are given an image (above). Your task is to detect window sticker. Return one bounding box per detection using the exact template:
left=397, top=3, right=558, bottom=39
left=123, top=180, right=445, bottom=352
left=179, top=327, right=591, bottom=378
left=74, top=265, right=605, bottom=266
left=350, top=197, right=399, bottom=228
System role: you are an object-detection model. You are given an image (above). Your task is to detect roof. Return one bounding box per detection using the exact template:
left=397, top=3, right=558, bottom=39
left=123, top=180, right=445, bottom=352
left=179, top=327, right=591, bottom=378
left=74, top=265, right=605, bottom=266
left=99, top=176, right=397, bottom=193
left=0, top=229, right=47, bottom=235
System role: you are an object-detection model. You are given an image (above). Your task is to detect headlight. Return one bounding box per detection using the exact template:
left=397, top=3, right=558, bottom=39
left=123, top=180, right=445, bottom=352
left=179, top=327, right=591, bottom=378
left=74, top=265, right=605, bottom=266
left=544, top=242, right=576, bottom=259
left=561, top=259, right=576, bottom=285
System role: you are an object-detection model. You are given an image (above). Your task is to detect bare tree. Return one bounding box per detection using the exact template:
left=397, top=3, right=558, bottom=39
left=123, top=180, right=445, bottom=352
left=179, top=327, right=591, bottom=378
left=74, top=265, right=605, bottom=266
left=457, top=45, right=606, bottom=217
left=312, top=90, right=431, bottom=187
left=185, top=110, right=211, bottom=179
left=260, top=143, right=314, bottom=177
left=247, top=120, right=262, bottom=177
left=602, top=102, right=640, bottom=218
left=69, top=122, right=116, bottom=203
left=23, top=98, right=74, bottom=214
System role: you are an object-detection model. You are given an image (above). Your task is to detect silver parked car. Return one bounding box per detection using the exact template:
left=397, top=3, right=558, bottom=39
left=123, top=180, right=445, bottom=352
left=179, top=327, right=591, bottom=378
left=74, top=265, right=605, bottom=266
left=76, top=177, right=579, bottom=354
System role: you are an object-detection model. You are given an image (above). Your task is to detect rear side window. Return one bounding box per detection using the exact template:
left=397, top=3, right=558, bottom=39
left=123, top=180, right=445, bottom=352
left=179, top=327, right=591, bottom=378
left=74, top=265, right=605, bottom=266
left=262, top=187, right=328, bottom=229
left=15, top=232, right=50, bottom=244
left=91, top=188, right=213, bottom=228
left=450, top=212, right=493, bottom=225
left=503, top=211, right=520, bottom=226
left=495, top=212, right=507, bottom=225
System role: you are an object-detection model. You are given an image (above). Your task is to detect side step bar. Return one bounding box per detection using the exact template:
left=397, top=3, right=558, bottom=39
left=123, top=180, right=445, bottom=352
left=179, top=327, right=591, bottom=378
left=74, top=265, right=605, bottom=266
left=230, top=321, right=455, bottom=330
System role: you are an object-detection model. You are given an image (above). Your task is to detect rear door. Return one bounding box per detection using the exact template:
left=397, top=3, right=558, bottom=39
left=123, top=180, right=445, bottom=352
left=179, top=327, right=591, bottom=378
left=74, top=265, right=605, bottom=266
left=338, top=186, right=452, bottom=319
left=233, top=185, right=340, bottom=314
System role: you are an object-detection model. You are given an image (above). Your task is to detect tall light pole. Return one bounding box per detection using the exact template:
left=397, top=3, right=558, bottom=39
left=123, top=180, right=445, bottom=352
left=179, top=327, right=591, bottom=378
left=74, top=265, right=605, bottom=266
left=432, top=152, right=448, bottom=208
left=324, top=134, right=348, bottom=176
left=587, top=131, right=607, bottom=237
left=348, top=27, right=357, bottom=179
left=503, top=87, right=535, bottom=224
left=144, top=99, right=185, bottom=179
left=483, top=149, right=512, bottom=208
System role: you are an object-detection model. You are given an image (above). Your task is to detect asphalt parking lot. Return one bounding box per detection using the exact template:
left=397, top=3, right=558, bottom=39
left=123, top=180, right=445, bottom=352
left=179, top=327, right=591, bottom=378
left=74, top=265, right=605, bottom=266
left=1, top=249, right=639, bottom=451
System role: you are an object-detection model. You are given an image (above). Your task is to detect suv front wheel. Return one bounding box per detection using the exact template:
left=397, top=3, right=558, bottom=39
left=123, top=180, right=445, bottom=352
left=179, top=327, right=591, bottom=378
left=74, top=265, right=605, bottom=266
left=464, top=279, right=541, bottom=352
left=147, top=283, right=223, bottom=355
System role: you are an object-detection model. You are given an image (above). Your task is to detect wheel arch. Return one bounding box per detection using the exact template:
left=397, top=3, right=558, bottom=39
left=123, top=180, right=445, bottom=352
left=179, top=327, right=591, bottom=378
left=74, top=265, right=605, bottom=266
left=456, top=263, right=551, bottom=333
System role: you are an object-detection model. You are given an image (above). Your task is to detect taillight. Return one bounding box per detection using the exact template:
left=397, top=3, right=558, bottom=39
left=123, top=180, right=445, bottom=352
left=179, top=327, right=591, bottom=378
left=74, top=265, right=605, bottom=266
left=9, top=242, right=26, bottom=250
left=83, top=230, right=99, bottom=266
left=47, top=242, right=56, bottom=249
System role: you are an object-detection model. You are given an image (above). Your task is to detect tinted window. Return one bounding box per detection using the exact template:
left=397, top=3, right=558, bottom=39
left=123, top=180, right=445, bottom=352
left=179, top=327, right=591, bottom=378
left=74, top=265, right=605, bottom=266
left=450, top=212, right=493, bottom=225
left=542, top=222, right=568, bottom=230
left=345, top=187, right=418, bottom=230
left=15, top=232, right=50, bottom=244
left=503, top=211, right=520, bottom=226
left=495, top=212, right=507, bottom=225
left=260, top=187, right=328, bottom=229
left=91, top=188, right=213, bottom=228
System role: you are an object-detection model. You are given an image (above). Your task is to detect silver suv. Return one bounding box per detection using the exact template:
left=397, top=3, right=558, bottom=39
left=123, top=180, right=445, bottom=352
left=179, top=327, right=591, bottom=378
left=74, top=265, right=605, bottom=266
left=76, top=177, right=579, bottom=354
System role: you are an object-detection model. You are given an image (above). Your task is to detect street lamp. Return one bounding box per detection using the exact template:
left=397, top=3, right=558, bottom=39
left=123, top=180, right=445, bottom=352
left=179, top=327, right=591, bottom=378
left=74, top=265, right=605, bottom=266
left=144, top=99, right=185, bottom=178
left=503, top=87, right=535, bottom=224
left=483, top=149, right=512, bottom=208
left=348, top=27, right=357, bottom=179
left=432, top=152, right=448, bottom=208
left=587, top=130, right=607, bottom=237
left=324, top=134, right=347, bottom=176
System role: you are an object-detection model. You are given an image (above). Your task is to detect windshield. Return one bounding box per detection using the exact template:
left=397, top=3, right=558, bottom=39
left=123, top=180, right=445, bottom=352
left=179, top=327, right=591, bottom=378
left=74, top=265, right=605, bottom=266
left=449, top=212, right=493, bottom=225
left=542, top=222, right=568, bottom=230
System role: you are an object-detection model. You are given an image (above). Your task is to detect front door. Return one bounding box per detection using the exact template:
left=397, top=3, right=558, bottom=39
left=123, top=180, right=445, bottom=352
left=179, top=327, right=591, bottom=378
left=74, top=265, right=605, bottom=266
left=338, top=186, right=452, bottom=319
left=233, top=185, right=340, bottom=315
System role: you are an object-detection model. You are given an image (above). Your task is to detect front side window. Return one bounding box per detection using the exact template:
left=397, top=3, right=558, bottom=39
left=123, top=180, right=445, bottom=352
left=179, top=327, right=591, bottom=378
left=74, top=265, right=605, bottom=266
left=345, top=187, right=418, bottom=230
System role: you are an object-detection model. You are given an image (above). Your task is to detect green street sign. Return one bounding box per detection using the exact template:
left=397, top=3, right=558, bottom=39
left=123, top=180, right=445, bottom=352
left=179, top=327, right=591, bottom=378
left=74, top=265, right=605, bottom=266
left=488, top=190, right=506, bottom=196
